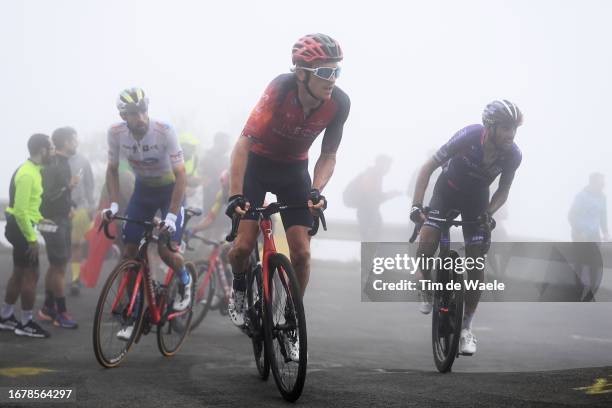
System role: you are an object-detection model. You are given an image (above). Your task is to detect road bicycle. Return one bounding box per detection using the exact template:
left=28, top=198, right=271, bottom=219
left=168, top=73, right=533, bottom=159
left=93, top=214, right=197, bottom=368
left=226, top=201, right=326, bottom=401
left=410, top=209, right=492, bottom=372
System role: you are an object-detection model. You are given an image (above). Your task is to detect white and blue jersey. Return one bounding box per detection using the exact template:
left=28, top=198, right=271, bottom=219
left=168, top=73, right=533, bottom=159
left=107, top=119, right=186, bottom=243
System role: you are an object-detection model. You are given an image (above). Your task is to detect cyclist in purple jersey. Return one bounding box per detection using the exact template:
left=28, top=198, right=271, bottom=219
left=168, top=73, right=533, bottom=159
left=410, top=100, right=523, bottom=355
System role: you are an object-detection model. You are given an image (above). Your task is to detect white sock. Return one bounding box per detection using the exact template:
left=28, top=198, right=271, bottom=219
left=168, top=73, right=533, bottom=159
left=21, top=310, right=33, bottom=325
left=462, top=312, right=474, bottom=330
left=1, top=303, right=14, bottom=319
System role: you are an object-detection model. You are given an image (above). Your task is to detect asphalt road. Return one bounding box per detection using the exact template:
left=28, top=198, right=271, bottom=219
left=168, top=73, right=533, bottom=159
left=1, top=253, right=611, bottom=407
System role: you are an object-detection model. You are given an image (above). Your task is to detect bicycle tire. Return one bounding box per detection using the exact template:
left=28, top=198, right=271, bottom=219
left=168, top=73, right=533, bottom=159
left=263, top=253, right=307, bottom=402
left=157, top=262, right=196, bottom=356
left=93, top=259, right=145, bottom=368
left=190, top=260, right=216, bottom=331
left=432, top=250, right=464, bottom=373
left=247, top=264, right=270, bottom=380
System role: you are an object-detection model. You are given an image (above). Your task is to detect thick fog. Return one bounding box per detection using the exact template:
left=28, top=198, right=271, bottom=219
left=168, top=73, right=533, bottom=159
left=2, top=0, right=611, bottom=241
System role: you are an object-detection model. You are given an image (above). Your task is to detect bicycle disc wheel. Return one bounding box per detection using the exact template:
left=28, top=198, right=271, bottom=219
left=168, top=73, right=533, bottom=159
left=190, top=260, right=216, bottom=331
left=93, top=259, right=145, bottom=368
left=432, top=250, right=464, bottom=373
left=247, top=264, right=269, bottom=380
left=263, top=253, right=307, bottom=402
left=157, top=262, right=196, bottom=356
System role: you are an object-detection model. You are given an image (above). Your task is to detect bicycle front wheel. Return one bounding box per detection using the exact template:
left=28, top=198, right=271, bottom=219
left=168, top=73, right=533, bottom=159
left=93, top=259, right=145, bottom=368
left=157, top=262, right=196, bottom=356
left=263, top=253, right=307, bottom=402
left=432, top=250, right=464, bottom=373
left=247, top=264, right=269, bottom=380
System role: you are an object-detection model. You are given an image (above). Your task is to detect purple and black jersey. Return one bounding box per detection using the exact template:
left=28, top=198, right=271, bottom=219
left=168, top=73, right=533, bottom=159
left=433, top=124, right=522, bottom=192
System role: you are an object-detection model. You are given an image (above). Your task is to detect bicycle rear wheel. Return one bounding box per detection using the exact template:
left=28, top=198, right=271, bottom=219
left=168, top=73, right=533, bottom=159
left=93, top=259, right=145, bottom=368
left=247, top=264, right=269, bottom=380
left=157, top=262, right=196, bottom=356
left=263, top=253, right=307, bottom=402
left=432, top=250, right=464, bottom=373
left=190, top=260, right=216, bottom=331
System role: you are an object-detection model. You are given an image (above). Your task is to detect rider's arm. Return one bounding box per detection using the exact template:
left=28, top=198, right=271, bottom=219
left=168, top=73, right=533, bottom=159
left=412, top=157, right=440, bottom=206
left=105, top=162, right=121, bottom=206
left=169, top=164, right=187, bottom=215
left=488, top=170, right=515, bottom=215
left=489, top=147, right=522, bottom=215
left=167, top=127, right=187, bottom=215
left=312, top=153, right=336, bottom=192
left=229, top=136, right=253, bottom=197
left=312, top=91, right=350, bottom=191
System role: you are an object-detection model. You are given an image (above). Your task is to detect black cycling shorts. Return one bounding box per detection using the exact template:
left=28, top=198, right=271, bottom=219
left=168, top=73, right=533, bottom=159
left=40, top=217, right=72, bottom=266
left=5, top=215, right=37, bottom=267
left=243, top=152, right=313, bottom=230
left=425, top=174, right=489, bottom=245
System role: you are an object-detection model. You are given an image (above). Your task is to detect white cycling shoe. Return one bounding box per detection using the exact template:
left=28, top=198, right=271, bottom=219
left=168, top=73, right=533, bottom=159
left=459, top=328, right=477, bottom=355
left=228, top=289, right=246, bottom=327
left=116, top=325, right=134, bottom=341
left=173, top=274, right=192, bottom=311
left=283, top=335, right=300, bottom=362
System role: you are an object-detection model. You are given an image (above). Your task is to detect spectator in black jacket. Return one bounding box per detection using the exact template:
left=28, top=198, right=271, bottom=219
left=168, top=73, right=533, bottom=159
left=38, top=127, right=80, bottom=329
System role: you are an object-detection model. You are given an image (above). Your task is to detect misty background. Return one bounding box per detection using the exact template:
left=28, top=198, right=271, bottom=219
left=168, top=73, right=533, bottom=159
left=2, top=0, right=611, bottom=241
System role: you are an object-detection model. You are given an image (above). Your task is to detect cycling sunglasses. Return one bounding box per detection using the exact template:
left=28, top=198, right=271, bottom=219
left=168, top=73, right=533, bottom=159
left=299, top=66, right=341, bottom=81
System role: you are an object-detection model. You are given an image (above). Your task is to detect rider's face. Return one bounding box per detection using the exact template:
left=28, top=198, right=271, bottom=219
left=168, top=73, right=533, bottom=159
left=122, top=110, right=150, bottom=136
left=493, top=124, right=517, bottom=151
left=298, top=61, right=339, bottom=101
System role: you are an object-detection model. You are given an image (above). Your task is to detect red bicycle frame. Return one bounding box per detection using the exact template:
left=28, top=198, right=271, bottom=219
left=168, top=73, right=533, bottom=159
left=111, top=258, right=189, bottom=325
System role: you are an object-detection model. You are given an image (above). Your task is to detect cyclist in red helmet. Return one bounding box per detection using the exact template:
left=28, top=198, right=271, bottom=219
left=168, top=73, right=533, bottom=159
left=224, top=33, right=350, bottom=360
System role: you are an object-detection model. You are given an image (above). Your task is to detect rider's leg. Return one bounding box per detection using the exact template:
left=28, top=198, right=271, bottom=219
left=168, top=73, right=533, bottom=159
left=463, top=242, right=485, bottom=327
left=415, top=225, right=441, bottom=283
left=285, top=226, right=311, bottom=297
left=227, top=220, right=259, bottom=326
left=460, top=187, right=490, bottom=330
left=228, top=220, right=259, bottom=286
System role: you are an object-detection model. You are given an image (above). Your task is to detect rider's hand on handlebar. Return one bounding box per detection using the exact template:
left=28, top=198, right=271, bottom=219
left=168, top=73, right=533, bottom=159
left=308, top=188, right=327, bottom=216
left=159, top=212, right=177, bottom=234
left=410, top=204, right=426, bottom=224
left=101, top=202, right=119, bottom=222
left=477, top=212, right=496, bottom=230
left=225, top=194, right=250, bottom=218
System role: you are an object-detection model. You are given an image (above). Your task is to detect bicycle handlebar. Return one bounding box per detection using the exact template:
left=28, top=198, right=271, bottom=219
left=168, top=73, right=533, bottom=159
left=98, top=215, right=177, bottom=253
left=408, top=208, right=496, bottom=243
left=225, top=202, right=327, bottom=242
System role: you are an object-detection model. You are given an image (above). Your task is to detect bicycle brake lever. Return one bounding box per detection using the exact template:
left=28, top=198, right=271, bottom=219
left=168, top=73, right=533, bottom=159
left=99, top=219, right=116, bottom=240
left=226, top=214, right=241, bottom=242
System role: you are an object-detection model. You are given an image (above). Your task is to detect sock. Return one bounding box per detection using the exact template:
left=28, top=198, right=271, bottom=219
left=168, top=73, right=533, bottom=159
left=44, top=290, right=55, bottom=310
left=71, top=262, right=80, bottom=283
left=462, top=312, right=474, bottom=330
left=56, top=297, right=67, bottom=314
left=178, top=267, right=190, bottom=285
left=22, top=310, right=33, bottom=325
left=1, top=303, right=14, bottom=319
left=233, top=274, right=246, bottom=292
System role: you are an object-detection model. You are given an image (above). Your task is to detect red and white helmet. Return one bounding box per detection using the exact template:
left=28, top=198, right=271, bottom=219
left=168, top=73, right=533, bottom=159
left=292, top=33, right=343, bottom=66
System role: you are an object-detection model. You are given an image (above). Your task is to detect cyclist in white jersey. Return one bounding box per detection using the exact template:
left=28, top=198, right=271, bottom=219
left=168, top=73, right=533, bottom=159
left=102, top=88, right=192, bottom=340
